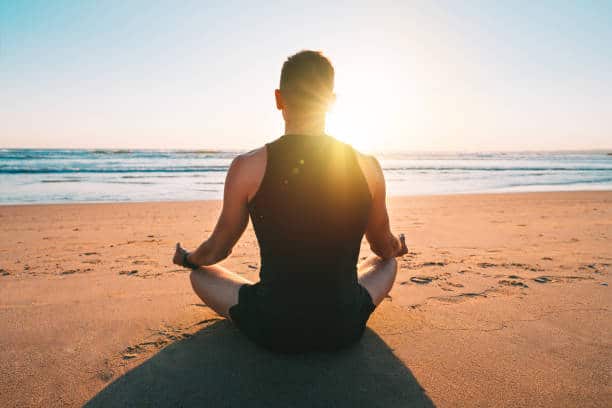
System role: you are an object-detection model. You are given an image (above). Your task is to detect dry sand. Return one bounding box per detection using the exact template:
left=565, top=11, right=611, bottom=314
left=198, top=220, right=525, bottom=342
left=0, top=191, right=610, bottom=407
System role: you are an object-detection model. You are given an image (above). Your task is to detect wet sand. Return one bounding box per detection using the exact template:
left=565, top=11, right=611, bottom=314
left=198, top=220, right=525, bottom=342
left=0, top=192, right=610, bottom=407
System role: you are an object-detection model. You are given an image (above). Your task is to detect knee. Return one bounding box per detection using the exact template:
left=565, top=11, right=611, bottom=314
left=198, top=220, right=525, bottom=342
left=371, top=255, right=398, bottom=270
left=189, top=269, right=203, bottom=288
left=365, top=256, right=398, bottom=279
left=378, top=257, right=398, bottom=282
left=387, top=257, right=398, bottom=275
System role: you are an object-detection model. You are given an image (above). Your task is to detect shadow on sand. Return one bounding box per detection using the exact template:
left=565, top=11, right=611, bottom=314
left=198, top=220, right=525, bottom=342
left=85, top=321, right=435, bottom=407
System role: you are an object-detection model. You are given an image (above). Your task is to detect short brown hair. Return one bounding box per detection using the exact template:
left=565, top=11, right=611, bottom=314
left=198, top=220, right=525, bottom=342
left=279, top=50, right=334, bottom=112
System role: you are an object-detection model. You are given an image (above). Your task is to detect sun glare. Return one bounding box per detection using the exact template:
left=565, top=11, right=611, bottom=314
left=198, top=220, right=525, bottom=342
left=326, top=63, right=410, bottom=153
left=327, top=97, right=378, bottom=153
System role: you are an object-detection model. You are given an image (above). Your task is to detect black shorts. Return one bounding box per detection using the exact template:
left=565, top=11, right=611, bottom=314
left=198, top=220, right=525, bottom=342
left=228, top=282, right=376, bottom=353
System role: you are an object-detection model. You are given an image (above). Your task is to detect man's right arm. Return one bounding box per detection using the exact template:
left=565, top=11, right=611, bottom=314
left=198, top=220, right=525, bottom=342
left=360, top=155, right=404, bottom=259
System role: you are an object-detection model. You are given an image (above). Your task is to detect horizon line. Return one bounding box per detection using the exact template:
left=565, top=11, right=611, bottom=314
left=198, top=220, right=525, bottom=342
left=2, top=147, right=612, bottom=154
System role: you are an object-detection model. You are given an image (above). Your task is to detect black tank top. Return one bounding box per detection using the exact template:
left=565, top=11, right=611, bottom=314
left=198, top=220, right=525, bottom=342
left=247, top=134, right=372, bottom=315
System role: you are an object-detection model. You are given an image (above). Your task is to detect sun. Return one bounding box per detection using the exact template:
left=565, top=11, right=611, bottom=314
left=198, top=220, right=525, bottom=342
left=326, top=97, right=378, bottom=153
left=321, top=48, right=426, bottom=154
left=325, top=66, right=407, bottom=154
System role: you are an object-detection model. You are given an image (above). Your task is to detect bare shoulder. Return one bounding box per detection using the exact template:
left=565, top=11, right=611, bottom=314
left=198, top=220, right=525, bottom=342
left=232, top=146, right=266, bottom=170
left=227, top=146, right=267, bottom=201
left=353, top=149, right=384, bottom=197
left=354, top=151, right=382, bottom=174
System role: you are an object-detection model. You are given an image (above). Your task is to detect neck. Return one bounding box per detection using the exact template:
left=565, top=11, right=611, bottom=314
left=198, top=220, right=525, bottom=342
left=284, top=115, right=326, bottom=136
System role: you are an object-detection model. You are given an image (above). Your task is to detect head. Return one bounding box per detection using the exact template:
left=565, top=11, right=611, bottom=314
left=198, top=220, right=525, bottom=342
left=275, top=50, right=335, bottom=123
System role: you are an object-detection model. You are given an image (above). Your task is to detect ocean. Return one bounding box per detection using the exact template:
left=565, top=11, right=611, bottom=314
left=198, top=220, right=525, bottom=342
left=1, top=149, right=611, bottom=204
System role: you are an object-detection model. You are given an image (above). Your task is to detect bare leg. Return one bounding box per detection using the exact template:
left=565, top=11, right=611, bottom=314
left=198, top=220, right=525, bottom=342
left=357, top=255, right=398, bottom=306
left=189, top=264, right=253, bottom=320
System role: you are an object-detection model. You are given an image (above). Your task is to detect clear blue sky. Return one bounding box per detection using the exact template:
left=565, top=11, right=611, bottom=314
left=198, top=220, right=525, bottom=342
left=1, top=0, right=611, bottom=151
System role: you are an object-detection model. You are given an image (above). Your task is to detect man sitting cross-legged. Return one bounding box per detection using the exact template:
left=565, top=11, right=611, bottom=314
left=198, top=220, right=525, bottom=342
left=173, top=50, right=407, bottom=353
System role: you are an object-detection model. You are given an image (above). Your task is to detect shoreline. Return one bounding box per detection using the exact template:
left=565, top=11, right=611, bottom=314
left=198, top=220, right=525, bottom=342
left=1, top=188, right=611, bottom=208
left=3, top=149, right=611, bottom=206
left=2, top=146, right=611, bottom=153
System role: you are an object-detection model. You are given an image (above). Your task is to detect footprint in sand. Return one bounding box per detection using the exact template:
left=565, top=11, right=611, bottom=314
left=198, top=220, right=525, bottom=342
left=61, top=268, right=93, bottom=275
left=421, top=261, right=447, bottom=267
left=121, top=344, right=156, bottom=361
left=478, top=262, right=497, bottom=268
left=142, top=326, right=198, bottom=348
left=1, top=269, right=9, bottom=276
left=120, top=321, right=223, bottom=361
left=498, top=279, right=529, bottom=288
left=410, top=276, right=433, bottom=284
left=580, top=263, right=606, bottom=274
left=98, top=368, right=114, bottom=382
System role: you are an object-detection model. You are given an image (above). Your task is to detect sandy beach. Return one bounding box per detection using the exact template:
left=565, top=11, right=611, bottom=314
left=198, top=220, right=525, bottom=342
left=0, top=191, right=610, bottom=407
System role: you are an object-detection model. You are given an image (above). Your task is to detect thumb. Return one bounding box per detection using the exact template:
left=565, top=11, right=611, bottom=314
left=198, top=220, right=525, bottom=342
left=399, top=234, right=407, bottom=252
